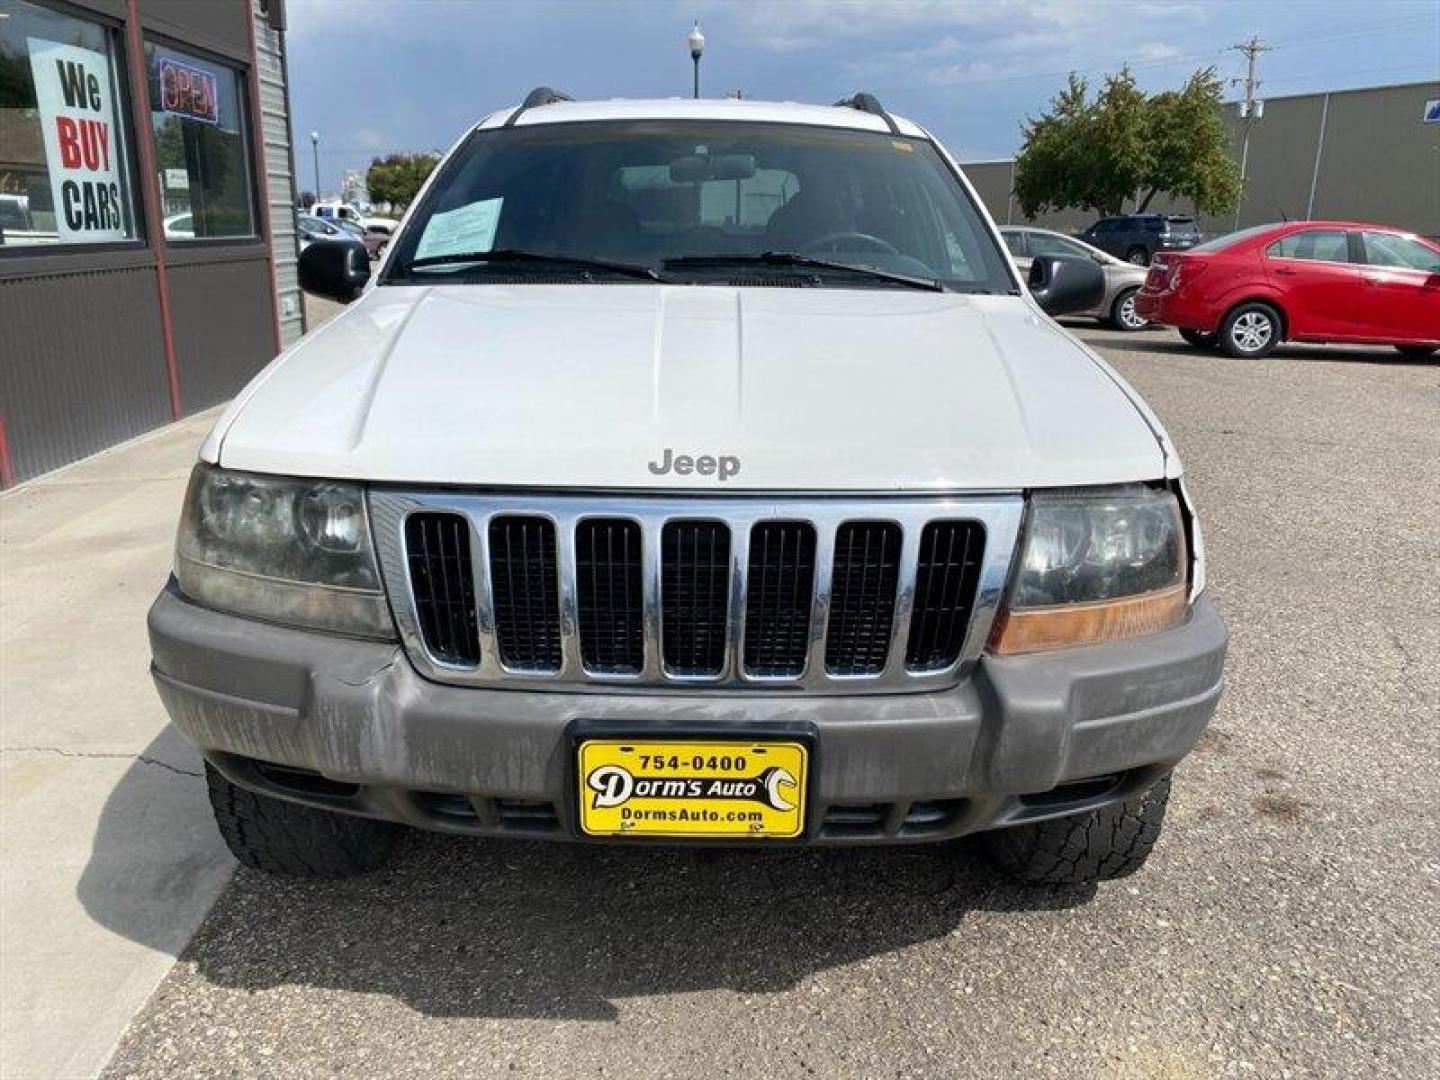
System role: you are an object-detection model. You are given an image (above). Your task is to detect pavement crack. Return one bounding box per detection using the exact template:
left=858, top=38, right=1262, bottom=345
left=135, top=755, right=204, bottom=778
left=1, top=745, right=202, bottom=777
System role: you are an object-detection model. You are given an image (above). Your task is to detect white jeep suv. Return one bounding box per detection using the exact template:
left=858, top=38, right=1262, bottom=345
left=149, top=91, right=1226, bottom=885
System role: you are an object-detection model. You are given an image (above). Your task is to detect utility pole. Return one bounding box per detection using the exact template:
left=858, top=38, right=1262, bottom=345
left=1229, top=36, right=1271, bottom=230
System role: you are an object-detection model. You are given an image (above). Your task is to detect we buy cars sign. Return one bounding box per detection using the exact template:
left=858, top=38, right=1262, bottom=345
left=26, top=38, right=126, bottom=242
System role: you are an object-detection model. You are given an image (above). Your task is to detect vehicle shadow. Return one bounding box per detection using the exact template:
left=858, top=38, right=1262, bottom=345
left=74, top=726, right=233, bottom=957
left=80, top=751, right=1095, bottom=1021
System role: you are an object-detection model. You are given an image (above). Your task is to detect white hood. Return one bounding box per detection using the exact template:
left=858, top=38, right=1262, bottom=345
left=207, top=285, right=1171, bottom=491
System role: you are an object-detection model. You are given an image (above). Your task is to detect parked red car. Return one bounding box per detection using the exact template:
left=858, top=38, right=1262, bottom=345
left=1135, top=221, right=1440, bottom=359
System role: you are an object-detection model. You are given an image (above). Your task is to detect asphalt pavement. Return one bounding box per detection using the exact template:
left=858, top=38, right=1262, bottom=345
left=99, top=325, right=1440, bottom=1078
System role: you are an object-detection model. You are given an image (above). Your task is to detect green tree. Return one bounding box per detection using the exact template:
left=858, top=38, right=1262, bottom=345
left=1014, top=66, right=1240, bottom=219
left=1139, top=69, right=1241, bottom=214
left=365, top=152, right=439, bottom=211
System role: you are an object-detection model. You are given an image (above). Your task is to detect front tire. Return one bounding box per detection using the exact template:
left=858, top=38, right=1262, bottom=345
left=1219, top=302, right=1281, bottom=358
left=1179, top=328, right=1218, bottom=349
left=1108, top=287, right=1148, bottom=331
left=206, top=764, right=400, bottom=878
left=982, top=774, right=1171, bottom=885
left=1396, top=344, right=1437, bottom=360
left=1125, top=246, right=1150, bottom=266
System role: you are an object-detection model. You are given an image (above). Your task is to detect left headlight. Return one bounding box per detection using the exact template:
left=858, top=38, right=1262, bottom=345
left=989, top=485, right=1188, bottom=655
left=174, top=464, right=394, bottom=638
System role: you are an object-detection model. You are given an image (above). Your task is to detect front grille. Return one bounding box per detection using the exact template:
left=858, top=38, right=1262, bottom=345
left=743, top=522, right=817, bottom=677
left=825, top=521, right=902, bottom=675
left=662, top=520, right=731, bottom=676
left=905, top=520, right=986, bottom=672
left=372, top=493, right=1020, bottom=693
left=405, top=512, right=481, bottom=666
left=575, top=518, right=644, bottom=674
left=487, top=515, right=562, bottom=671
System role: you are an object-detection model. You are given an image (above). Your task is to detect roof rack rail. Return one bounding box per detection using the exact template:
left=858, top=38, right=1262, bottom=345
left=833, top=92, right=900, bottom=136
left=504, top=86, right=574, bottom=128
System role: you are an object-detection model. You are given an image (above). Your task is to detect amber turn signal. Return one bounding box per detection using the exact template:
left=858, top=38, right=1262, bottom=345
left=988, top=582, right=1189, bottom=656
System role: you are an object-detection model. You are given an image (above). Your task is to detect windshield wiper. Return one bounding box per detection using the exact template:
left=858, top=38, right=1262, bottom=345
left=662, top=251, right=944, bottom=292
left=400, top=248, right=661, bottom=281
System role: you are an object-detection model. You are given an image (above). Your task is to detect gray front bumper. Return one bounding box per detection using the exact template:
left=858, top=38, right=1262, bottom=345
left=148, top=583, right=1227, bottom=844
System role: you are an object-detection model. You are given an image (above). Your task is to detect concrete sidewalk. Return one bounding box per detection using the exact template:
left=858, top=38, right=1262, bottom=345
left=0, top=412, right=233, bottom=1078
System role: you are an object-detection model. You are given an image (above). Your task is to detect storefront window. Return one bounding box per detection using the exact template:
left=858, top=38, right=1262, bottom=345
left=0, top=0, right=138, bottom=248
left=144, top=42, right=254, bottom=240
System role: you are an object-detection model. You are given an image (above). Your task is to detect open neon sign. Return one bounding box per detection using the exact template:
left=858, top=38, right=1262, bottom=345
left=158, top=57, right=218, bottom=125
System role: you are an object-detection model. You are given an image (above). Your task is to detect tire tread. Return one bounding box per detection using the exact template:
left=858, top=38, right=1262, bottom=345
left=206, top=764, right=399, bottom=878
left=982, top=774, right=1171, bottom=885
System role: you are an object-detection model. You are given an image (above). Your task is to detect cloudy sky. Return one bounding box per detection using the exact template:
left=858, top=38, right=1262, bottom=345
left=284, top=0, right=1440, bottom=196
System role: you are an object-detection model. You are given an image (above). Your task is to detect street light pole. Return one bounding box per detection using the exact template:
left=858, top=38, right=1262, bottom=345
left=309, top=130, right=320, bottom=199
left=687, top=21, right=705, bottom=99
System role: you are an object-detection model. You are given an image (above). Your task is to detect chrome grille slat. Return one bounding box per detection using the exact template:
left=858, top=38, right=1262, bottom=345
left=906, top=520, right=987, bottom=672
left=575, top=518, right=644, bottom=674
left=487, top=515, right=563, bottom=672
left=404, top=512, right=481, bottom=668
left=370, top=492, right=1023, bottom=695
left=743, top=522, right=817, bottom=678
left=825, top=521, right=902, bottom=676
left=661, top=520, right=731, bottom=678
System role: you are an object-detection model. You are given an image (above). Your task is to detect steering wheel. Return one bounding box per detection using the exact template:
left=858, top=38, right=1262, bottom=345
left=801, top=231, right=899, bottom=256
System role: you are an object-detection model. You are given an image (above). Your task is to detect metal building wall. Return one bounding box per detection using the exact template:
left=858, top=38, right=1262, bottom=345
left=1311, top=83, right=1440, bottom=233
left=0, top=265, right=172, bottom=480
left=252, top=0, right=304, bottom=346
left=0, top=0, right=286, bottom=486
left=963, top=81, right=1440, bottom=240
left=963, top=161, right=1017, bottom=227
left=1214, top=93, right=1328, bottom=233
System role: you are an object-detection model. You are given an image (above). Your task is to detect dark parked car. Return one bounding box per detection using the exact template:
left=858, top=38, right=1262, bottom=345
left=1079, top=215, right=1202, bottom=265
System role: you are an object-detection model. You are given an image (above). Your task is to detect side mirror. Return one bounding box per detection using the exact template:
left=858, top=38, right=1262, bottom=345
left=1027, top=253, right=1106, bottom=317
left=298, top=238, right=370, bottom=303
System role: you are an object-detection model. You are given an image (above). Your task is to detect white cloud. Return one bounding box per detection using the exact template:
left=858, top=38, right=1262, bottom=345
left=701, top=0, right=1133, bottom=51
left=355, top=128, right=387, bottom=151
left=1135, top=42, right=1183, bottom=62
left=1132, top=3, right=1207, bottom=21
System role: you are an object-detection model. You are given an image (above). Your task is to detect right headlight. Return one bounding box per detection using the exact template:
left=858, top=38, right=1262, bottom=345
left=173, top=464, right=394, bottom=638
left=989, top=485, right=1188, bottom=655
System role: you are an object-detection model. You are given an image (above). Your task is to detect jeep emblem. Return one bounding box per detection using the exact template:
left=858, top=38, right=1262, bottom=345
left=648, top=448, right=741, bottom=482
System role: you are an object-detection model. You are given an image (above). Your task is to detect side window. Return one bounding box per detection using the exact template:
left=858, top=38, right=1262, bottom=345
left=1029, top=232, right=1088, bottom=258
left=1266, top=230, right=1350, bottom=263
left=1361, top=232, right=1440, bottom=272
left=145, top=42, right=255, bottom=240
left=0, top=0, right=139, bottom=247
left=1001, top=232, right=1026, bottom=257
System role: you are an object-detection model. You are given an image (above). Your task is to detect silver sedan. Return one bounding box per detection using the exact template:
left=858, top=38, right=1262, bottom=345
left=1001, top=227, right=1152, bottom=330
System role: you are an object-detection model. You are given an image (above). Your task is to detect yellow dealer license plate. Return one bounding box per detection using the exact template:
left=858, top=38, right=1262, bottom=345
left=577, top=739, right=809, bottom=839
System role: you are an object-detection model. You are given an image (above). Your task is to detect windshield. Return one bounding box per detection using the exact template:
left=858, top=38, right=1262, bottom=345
left=385, top=120, right=1015, bottom=292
